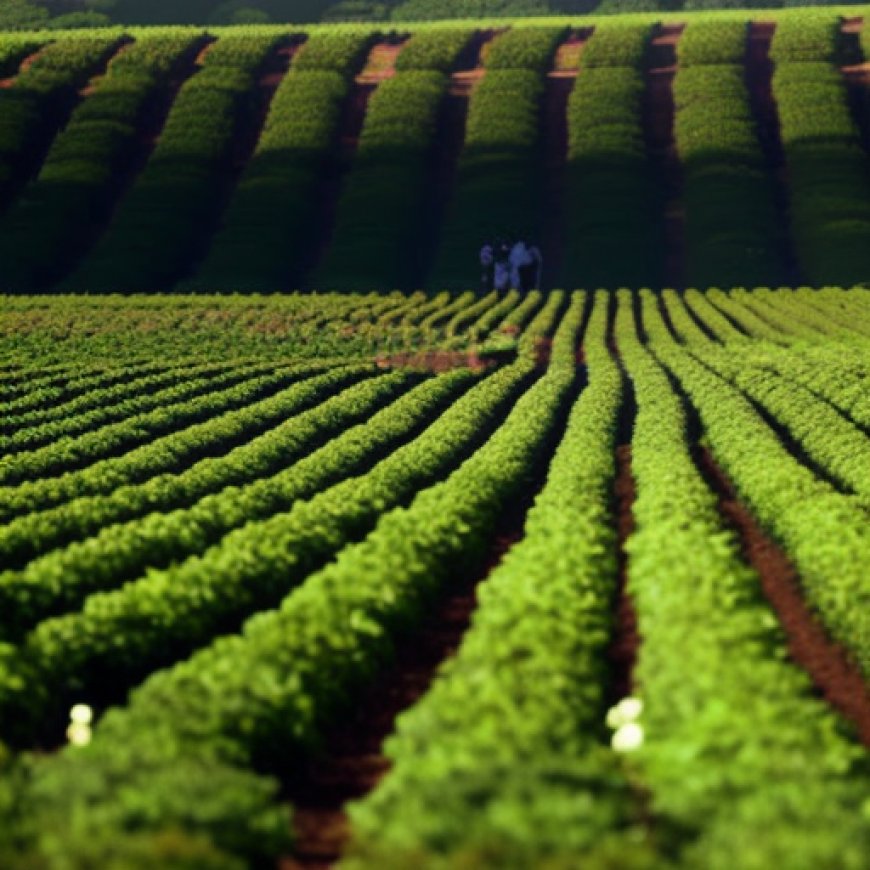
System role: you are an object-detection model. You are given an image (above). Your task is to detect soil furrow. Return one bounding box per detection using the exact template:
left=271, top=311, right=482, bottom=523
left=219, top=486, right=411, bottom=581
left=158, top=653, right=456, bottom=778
left=644, top=22, right=685, bottom=290
left=745, top=21, right=801, bottom=285
left=49, top=35, right=214, bottom=287
left=301, top=37, right=408, bottom=286
left=540, top=28, right=592, bottom=289
left=696, top=447, right=870, bottom=746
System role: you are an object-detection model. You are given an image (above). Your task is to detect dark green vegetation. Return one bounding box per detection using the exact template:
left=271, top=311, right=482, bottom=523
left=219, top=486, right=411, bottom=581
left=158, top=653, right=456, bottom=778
left=3, top=10, right=870, bottom=293
left=1, top=289, right=869, bottom=869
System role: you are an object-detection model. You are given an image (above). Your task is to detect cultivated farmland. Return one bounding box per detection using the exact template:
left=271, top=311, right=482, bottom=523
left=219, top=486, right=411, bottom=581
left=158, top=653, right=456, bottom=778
left=1, top=289, right=870, bottom=868
left=2, top=6, right=870, bottom=870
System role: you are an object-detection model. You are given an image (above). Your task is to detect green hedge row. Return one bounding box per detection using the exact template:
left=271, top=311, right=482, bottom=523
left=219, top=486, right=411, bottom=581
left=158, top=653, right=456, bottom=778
left=63, top=33, right=283, bottom=292
left=0, top=36, right=121, bottom=198
left=579, top=21, right=649, bottom=68
left=561, top=61, right=662, bottom=288
left=769, top=11, right=841, bottom=63
left=188, top=32, right=374, bottom=292
left=315, top=70, right=449, bottom=290
left=673, top=64, right=786, bottom=287
left=483, top=25, right=566, bottom=72
left=431, top=68, right=545, bottom=289
left=676, top=19, right=747, bottom=66
left=0, top=34, right=203, bottom=292
left=394, top=27, right=474, bottom=72
left=773, top=61, right=870, bottom=286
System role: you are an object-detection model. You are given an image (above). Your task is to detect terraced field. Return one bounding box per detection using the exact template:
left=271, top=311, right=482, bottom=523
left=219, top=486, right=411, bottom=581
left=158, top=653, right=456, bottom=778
left=0, top=288, right=869, bottom=868
left=3, top=10, right=870, bottom=292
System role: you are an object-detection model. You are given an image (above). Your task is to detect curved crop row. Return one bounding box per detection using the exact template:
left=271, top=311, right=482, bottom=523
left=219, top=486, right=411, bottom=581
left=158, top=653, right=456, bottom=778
left=0, top=34, right=203, bottom=292
left=189, top=32, right=374, bottom=292
left=0, top=293, right=579, bottom=867
left=64, top=33, right=284, bottom=293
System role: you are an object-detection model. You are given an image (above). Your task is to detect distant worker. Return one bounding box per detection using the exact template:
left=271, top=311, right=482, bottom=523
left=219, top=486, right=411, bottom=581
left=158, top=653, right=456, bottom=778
left=479, top=243, right=494, bottom=292
left=509, top=240, right=533, bottom=290
left=494, top=258, right=510, bottom=291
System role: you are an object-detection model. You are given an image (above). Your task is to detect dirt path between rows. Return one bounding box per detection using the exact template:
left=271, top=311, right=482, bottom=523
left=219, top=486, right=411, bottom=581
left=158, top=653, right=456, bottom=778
left=0, top=44, right=48, bottom=89
left=180, top=38, right=302, bottom=285
left=50, top=36, right=214, bottom=288
left=0, top=38, right=130, bottom=216
left=540, top=29, right=592, bottom=290
left=412, top=31, right=500, bottom=288
left=697, top=448, right=870, bottom=746
left=745, top=21, right=801, bottom=286
left=644, top=23, right=685, bottom=290
left=301, top=37, right=408, bottom=287
left=278, top=432, right=562, bottom=868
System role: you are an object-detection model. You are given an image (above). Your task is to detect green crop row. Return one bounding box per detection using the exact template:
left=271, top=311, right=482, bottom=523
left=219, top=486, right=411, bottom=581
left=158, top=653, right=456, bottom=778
left=344, top=292, right=654, bottom=867
left=579, top=21, right=649, bottom=68
left=62, top=33, right=283, bottom=293
left=0, top=297, right=569, bottom=867
left=617, top=290, right=869, bottom=870
left=0, top=37, right=43, bottom=78
left=0, top=361, right=267, bottom=454
left=394, top=27, right=474, bottom=72
left=314, top=70, right=449, bottom=290
left=677, top=19, right=747, bottom=66
left=773, top=61, right=870, bottom=286
left=483, top=25, right=566, bottom=71
left=0, top=36, right=122, bottom=196
left=0, top=371, right=483, bottom=740
left=0, top=360, right=315, bottom=487
left=561, top=64, right=662, bottom=288
left=2, top=358, right=246, bottom=436
left=0, top=372, right=428, bottom=642
left=769, top=11, right=841, bottom=63
left=643, top=292, right=870, bottom=680
left=0, top=362, right=334, bottom=521
left=662, top=292, right=870, bottom=501
left=674, top=64, right=785, bottom=288
left=0, top=34, right=204, bottom=292
left=189, top=32, right=374, bottom=292
left=431, top=68, right=545, bottom=289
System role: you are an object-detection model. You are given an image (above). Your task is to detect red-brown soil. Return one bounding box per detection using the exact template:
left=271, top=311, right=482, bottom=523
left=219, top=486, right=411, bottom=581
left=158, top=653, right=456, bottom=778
left=608, top=444, right=640, bottom=701
left=540, top=30, right=592, bottom=289
left=745, top=21, right=800, bottom=285
left=303, top=38, right=409, bottom=284
left=698, top=448, right=870, bottom=746
left=644, top=23, right=685, bottom=290
left=374, top=348, right=498, bottom=373
left=0, top=45, right=48, bottom=88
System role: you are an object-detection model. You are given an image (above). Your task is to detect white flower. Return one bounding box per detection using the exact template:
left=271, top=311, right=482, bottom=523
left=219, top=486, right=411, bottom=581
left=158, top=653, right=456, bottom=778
left=605, top=696, right=643, bottom=730
left=612, top=722, right=644, bottom=753
left=69, top=703, right=93, bottom=725
left=66, top=723, right=92, bottom=747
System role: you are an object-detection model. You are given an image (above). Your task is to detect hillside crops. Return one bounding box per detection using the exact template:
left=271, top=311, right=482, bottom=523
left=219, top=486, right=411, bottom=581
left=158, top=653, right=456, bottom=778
left=3, top=11, right=870, bottom=291
left=1, top=288, right=869, bottom=869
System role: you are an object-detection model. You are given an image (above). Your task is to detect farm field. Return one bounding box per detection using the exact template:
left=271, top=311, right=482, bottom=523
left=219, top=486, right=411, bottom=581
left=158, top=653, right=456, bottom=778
left=0, top=288, right=869, bottom=868
left=4, top=10, right=870, bottom=291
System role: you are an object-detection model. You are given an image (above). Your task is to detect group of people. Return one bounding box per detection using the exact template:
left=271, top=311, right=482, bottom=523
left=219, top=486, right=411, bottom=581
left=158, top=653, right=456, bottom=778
left=480, top=240, right=543, bottom=292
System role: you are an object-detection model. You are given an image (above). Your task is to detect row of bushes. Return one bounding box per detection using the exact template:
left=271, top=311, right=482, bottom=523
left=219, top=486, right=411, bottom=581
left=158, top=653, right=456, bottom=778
left=0, top=34, right=204, bottom=291
left=0, top=305, right=566, bottom=864
left=188, top=32, right=374, bottom=291
left=561, top=23, right=662, bottom=288
left=0, top=36, right=121, bottom=199
left=673, top=62, right=786, bottom=287
left=314, top=37, right=460, bottom=290
left=62, top=32, right=284, bottom=292
left=773, top=44, right=870, bottom=286
left=618, top=289, right=870, bottom=870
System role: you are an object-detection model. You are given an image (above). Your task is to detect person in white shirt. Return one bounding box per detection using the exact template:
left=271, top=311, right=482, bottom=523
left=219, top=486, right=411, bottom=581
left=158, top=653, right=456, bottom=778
left=494, top=258, right=510, bottom=291
left=509, top=240, right=533, bottom=289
